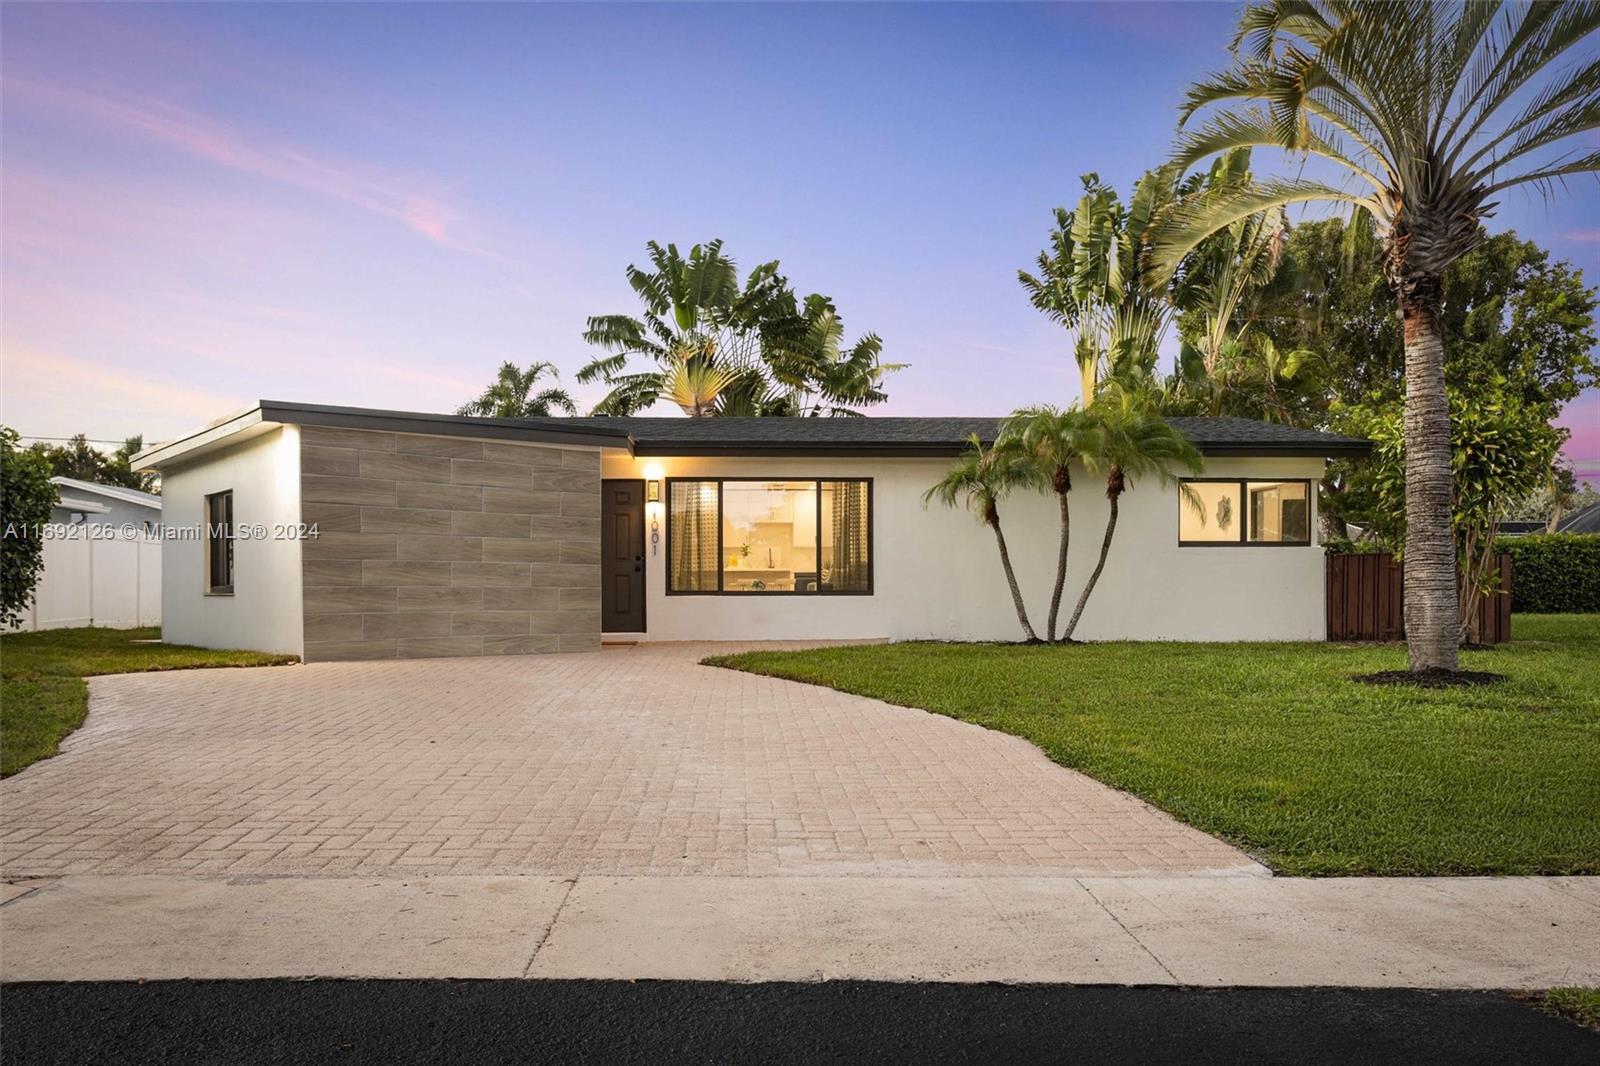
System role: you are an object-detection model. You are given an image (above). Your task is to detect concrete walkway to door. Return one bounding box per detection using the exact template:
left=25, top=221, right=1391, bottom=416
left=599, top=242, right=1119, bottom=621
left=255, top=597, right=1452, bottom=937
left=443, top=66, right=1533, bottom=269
left=0, top=643, right=1259, bottom=879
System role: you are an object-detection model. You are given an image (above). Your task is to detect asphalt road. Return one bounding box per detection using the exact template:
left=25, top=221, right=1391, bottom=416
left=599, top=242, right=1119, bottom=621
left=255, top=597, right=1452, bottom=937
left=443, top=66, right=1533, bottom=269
left=3, top=980, right=1596, bottom=1064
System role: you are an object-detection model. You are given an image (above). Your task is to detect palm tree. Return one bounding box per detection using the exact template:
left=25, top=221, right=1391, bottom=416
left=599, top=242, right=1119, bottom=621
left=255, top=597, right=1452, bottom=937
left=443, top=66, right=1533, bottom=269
left=999, top=406, right=1097, bottom=641
left=1019, top=167, right=1184, bottom=405
left=577, top=240, right=900, bottom=417
left=773, top=295, right=907, bottom=417
left=1171, top=149, right=1288, bottom=381
left=577, top=240, right=785, bottom=416
left=457, top=361, right=576, bottom=418
left=1061, top=389, right=1204, bottom=642
left=1149, top=0, right=1600, bottom=673
left=924, top=436, right=1043, bottom=642
left=661, top=353, right=732, bottom=418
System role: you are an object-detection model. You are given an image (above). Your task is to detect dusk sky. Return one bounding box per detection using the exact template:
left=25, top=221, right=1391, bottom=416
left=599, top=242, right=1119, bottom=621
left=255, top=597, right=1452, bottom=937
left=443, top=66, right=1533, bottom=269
left=3, top=2, right=1596, bottom=477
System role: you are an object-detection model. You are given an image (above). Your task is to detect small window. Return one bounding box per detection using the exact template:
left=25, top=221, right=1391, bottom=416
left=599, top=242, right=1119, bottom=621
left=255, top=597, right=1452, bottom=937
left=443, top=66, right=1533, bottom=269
left=1179, top=481, right=1243, bottom=543
left=1248, top=481, right=1310, bottom=543
left=205, top=490, right=234, bottom=593
left=1179, top=479, right=1311, bottom=546
left=667, top=478, right=872, bottom=594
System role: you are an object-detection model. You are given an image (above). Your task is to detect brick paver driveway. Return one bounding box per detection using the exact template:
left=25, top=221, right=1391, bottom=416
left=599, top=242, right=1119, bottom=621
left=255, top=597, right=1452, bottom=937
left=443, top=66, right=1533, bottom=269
left=1, top=645, right=1259, bottom=878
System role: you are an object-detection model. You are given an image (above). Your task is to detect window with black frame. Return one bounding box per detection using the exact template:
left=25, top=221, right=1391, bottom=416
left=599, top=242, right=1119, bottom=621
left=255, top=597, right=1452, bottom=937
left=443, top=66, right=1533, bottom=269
left=1179, top=479, right=1311, bottom=546
left=205, top=489, right=235, bottom=593
left=666, top=478, right=871, bottom=594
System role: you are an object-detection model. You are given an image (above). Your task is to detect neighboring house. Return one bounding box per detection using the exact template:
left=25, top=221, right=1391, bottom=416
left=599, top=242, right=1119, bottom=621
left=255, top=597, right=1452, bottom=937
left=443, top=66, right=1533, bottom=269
left=1500, top=505, right=1600, bottom=536
left=15, top=478, right=164, bottom=631
left=50, top=477, right=162, bottom=532
left=1555, top=502, right=1600, bottom=535
left=133, top=400, right=1371, bottom=662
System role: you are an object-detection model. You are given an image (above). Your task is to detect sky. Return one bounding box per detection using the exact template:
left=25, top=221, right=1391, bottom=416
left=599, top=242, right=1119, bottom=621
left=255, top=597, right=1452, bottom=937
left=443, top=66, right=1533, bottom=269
left=3, top=2, right=1597, bottom=478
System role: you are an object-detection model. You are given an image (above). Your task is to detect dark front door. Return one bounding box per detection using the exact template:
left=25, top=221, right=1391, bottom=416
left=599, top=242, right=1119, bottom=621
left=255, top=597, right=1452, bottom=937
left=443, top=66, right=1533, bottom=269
left=600, top=479, right=646, bottom=633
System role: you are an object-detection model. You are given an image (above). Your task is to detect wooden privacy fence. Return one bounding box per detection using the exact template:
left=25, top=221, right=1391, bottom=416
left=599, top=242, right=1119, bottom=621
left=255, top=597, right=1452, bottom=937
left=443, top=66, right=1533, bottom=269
left=1326, top=552, right=1511, bottom=644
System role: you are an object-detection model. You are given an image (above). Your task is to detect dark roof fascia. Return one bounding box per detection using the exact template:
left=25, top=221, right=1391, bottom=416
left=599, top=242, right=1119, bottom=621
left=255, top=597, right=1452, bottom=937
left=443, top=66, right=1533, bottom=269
left=632, top=439, right=1371, bottom=459
left=1190, top=441, right=1371, bottom=459
left=631, top=441, right=979, bottom=458
left=257, top=401, right=634, bottom=449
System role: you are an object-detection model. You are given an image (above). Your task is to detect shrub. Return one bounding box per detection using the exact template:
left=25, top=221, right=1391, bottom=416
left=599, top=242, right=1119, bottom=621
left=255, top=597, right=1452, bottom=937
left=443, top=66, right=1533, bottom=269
left=2, top=428, right=59, bottom=628
left=1323, top=535, right=1390, bottom=556
left=1493, top=534, right=1600, bottom=613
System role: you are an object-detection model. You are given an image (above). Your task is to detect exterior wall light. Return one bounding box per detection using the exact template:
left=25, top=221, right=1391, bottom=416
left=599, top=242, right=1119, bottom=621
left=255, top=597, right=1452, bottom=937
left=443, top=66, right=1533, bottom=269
left=646, top=480, right=660, bottom=503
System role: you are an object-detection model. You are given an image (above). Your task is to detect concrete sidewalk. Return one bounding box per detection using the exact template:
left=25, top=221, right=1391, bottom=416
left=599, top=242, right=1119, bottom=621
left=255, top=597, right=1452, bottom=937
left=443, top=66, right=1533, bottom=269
left=4, top=874, right=1596, bottom=988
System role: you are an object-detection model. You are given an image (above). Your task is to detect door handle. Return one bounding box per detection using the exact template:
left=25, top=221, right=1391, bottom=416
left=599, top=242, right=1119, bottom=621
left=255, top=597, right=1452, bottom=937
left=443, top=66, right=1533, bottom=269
left=634, top=554, right=644, bottom=573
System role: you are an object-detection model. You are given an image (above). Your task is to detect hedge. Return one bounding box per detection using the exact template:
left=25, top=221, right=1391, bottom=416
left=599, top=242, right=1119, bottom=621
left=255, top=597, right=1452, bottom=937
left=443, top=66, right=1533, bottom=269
left=1493, top=534, right=1600, bottom=614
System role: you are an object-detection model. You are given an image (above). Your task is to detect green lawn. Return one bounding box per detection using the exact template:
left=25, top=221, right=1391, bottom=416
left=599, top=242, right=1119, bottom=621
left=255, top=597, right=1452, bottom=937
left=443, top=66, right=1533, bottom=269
left=1541, top=988, right=1600, bottom=1030
left=707, top=615, right=1600, bottom=876
left=1, top=626, right=296, bottom=777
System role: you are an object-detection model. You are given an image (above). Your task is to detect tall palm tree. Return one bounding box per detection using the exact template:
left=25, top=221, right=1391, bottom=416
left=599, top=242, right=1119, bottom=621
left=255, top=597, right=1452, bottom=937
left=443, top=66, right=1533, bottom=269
left=1061, top=389, right=1204, bottom=642
left=1019, top=167, right=1184, bottom=405
left=924, top=436, right=1044, bottom=642
left=1149, top=0, right=1600, bottom=673
left=457, top=361, right=576, bottom=418
left=999, top=406, right=1097, bottom=641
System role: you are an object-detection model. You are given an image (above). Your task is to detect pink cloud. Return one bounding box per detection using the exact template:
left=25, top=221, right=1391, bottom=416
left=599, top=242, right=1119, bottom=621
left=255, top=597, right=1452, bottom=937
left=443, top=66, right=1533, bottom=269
left=1557, top=391, right=1600, bottom=478
left=1, top=346, right=248, bottom=439
left=3, top=76, right=471, bottom=251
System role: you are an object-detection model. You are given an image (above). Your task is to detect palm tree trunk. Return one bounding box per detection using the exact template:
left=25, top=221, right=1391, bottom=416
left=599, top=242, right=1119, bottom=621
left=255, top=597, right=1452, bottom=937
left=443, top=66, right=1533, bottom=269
left=989, top=518, right=1040, bottom=643
left=1399, top=287, right=1460, bottom=672
left=1046, top=491, right=1070, bottom=641
left=1061, top=482, right=1120, bottom=642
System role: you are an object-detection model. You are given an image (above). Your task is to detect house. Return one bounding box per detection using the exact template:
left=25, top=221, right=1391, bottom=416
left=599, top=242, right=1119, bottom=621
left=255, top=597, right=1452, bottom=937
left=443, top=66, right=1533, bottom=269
left=50, top=477, right=162, bottom=532
left=15, top=479, right=164, bottom=631
left=1498, top=505, right=1600, bottom=537
left=1555, top=502, right=1600, bottom=535
left=132, top=400, right=1371, bottom=661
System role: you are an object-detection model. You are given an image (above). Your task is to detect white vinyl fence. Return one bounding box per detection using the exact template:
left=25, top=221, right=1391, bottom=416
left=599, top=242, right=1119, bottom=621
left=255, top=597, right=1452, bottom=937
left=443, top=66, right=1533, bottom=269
left=14, top=531, right=162, bottom=631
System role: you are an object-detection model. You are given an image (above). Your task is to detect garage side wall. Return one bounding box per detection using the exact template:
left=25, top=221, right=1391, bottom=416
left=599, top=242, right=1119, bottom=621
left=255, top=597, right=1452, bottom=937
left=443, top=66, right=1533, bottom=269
left=160, top=426, right=304, bottom=655
left=299, top=426, right=600, bottom=661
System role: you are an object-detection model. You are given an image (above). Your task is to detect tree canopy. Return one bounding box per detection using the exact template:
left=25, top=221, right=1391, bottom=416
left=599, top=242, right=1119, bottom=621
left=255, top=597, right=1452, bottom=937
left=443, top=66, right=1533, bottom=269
left=457, top=361, right=577, bottom=418
left=26, top=434, right=156, bottom=494
left=1251, top=222, right=1599, bottom=422
left=577, top=240, right=901, bottom=417
left=1, top=427, right=58, bottom=627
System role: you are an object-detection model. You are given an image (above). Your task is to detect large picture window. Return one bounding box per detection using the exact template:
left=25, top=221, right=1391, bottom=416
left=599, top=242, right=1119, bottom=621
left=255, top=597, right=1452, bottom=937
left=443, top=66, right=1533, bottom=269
left=667, top=478, right=872, bottom=594
left=1179, top=479, right=1311, bottom=546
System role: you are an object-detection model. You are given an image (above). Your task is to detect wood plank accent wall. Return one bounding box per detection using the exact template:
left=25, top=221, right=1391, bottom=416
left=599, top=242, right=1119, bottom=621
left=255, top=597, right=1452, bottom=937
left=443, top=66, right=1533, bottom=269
left=299, top=425, right=601, bottom=661
left=1326, top=552, right=1511, bottom=644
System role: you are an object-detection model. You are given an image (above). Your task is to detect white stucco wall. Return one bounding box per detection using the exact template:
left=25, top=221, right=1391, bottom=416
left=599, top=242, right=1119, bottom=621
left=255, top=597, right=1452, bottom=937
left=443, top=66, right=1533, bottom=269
left=157, top=426, right=304, bottom=655
left=600, top=452, right=1328, bottom=643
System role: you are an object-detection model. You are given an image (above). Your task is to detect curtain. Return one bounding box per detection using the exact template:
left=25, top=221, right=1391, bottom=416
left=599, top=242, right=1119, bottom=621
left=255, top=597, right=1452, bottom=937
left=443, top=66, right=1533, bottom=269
left=669, top=481, right=719, bottom=591
left=825, top=480, right=869, bottom=592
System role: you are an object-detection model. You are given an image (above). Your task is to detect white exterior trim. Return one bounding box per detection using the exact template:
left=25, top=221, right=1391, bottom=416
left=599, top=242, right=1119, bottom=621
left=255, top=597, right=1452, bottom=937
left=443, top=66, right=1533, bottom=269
left=50, top=477, right=161, bottom=511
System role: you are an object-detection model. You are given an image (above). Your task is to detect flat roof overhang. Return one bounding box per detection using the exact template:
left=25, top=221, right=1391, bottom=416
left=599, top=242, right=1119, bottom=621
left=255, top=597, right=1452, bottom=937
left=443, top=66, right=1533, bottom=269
left=134, top=401, right=1373, bottom=470
left=133, top=401, right=635, bottom=471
